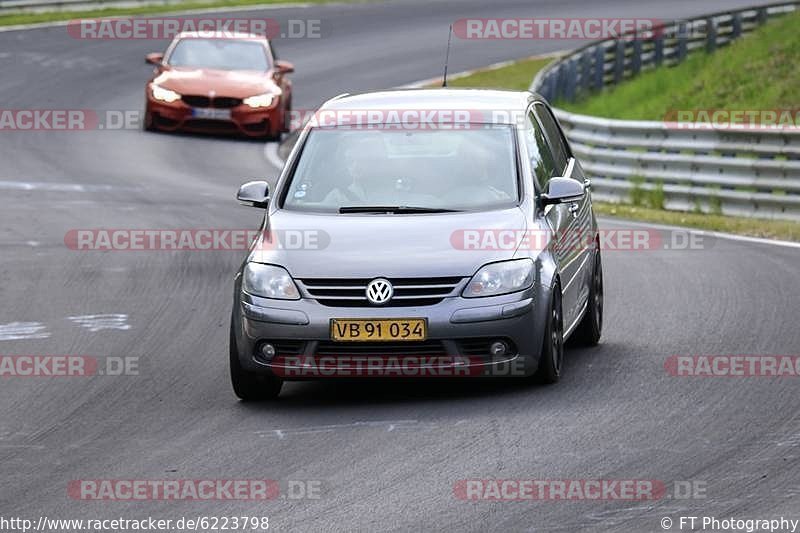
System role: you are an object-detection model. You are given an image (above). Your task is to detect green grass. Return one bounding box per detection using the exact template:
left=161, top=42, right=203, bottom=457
left=560, top=10, right=800, bottom=119
left=0, top=0, right=358, bottom=27
left=594, top=202, right=800, bottom=242
left=437, top=56, right=555, bottom=91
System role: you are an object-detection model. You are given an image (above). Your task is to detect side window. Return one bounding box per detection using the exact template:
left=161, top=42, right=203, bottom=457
left=534, top=103, right=569, bottom=173
left=524, top=111, right=556, bottom=190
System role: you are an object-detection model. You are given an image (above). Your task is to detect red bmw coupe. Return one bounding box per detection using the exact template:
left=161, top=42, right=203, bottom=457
left=144, top=32, right=293, bottom=140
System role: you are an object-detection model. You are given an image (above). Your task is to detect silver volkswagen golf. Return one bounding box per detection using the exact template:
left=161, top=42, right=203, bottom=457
left=230, top=89, right=603, bottom=400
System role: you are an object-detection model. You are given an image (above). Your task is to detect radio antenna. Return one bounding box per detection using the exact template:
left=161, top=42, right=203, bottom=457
left=442, top=25, right=453, bottom=87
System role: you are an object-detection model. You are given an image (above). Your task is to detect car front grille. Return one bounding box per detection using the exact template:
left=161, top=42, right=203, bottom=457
left=297, top=277, right=465, bottom=307
left=183, top=119, right=238, bottom=132
left=314, top=340, right=448, bottom=357
left=182, top=95, right=243, bottom=108
left=212, top=97, right=243, bottom=108
left=182, top=95, right=211, bottom=107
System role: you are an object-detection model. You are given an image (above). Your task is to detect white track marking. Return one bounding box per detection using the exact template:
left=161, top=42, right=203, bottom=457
left=256, top=420, right=428, bottom=439
left=0, top=180, right=138, bottom=193
left=0, top=322, right=50, bottom=341
left=599, top=216, right=800, bottom=250
left=264, top=141, right=286, bottom=172
left=67, top=314, right=131, bottom=332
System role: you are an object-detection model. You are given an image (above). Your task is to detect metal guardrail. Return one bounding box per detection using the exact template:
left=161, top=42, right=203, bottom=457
left=531, top=2, right=800, bottom=221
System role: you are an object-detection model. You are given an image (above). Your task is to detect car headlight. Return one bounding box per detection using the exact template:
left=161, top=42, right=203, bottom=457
left=243, top=263, right=300, bottom=300
left=243, top=93, right=275, bottom=108
left=151, top=84, right=181, bottom=103
left=463, top=259, right=534, bottom=298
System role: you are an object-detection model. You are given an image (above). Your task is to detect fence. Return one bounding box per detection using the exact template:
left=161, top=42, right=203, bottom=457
left=531, top=2, right=800, bottom=220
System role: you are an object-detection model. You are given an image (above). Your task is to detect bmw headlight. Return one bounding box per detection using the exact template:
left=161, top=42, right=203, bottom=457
left=243, top=93, right=275, bottom=108
left=243, top=263, right=300, bottom=300
left=463, top=259, right=534, bottom=298
left=150, top=84, right=181, bottom=103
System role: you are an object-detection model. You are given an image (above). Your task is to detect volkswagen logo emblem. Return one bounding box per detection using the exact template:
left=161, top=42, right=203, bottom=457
left=366, top=278, right=393, bottom=305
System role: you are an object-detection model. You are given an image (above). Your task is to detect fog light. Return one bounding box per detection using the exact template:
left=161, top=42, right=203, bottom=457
left=489, top=341, right=508, bottom=357
left=259, top=342, right=276, bottom=360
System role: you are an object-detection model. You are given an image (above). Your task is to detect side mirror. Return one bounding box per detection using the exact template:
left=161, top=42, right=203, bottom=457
left=274, top=60, right=294, bottom=75
left=237, top=180, right=270, bottom=208
left=541, top=177, right=585, bottom=206
left=145, top=53, right=164, bottom=65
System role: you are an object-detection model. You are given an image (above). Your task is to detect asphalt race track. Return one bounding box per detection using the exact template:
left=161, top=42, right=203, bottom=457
left=1, top=0, right=799, bottom=531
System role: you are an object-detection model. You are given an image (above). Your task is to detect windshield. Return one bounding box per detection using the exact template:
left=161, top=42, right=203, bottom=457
left=167, top=38, right=269, bottom=71
left=282, top=126, right=519, bottom=213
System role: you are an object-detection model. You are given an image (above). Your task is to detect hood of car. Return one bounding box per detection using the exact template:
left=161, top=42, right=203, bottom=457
left=153, top=68, right=278, bottom=98
left=248, top=207, right=530, bottom=279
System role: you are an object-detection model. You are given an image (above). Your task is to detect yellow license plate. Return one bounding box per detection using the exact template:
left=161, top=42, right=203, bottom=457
left=330, top=318, right=427, bottom=342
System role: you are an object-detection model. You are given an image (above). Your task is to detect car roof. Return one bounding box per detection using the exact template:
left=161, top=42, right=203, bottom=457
left=318, top=88, right=540, bottom=125
left=174, top=31, right=269, bottom=41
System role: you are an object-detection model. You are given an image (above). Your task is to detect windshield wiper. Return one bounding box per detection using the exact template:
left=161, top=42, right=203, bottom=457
left=339, top=206, right=462, bottom=214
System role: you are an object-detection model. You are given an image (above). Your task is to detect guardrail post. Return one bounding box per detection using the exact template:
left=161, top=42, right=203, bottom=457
left=548, top=72, right=559, bottom=102
left=541, top=73, right=553, bottom=102
left=564, top=59, right=577, bottom=102
left=553, top=63, right=565, bottom=101
left=731, top=13, right=743, bottom=38
left=653, top=34, right=664, bottom=66
left=613, top=40, right=625, bottom=84
left=545, top=70, right=556, bottom=102
left=676, top=22, right=688, bottom=63
left=756, top=7, right=768, bottom=25
left=580, top=50, right=592, bottom=95
left=593, top=45, right=605, bottom=91
left=706, top=18, right=717, bottom=53
left=631, top=39, right=642, bottom=75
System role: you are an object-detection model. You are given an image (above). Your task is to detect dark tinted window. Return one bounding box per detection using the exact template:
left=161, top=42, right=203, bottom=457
left=524, top=112, right=556, bottom=190
left=168, top=39, right=269, bottom=71
left=534, top=103, right=569, bottom=172
left=283, top=127, right=519, bottom=212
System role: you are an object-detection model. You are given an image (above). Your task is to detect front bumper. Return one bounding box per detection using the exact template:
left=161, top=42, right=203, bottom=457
left=145, top=94, right=282, bottom=138
left=232, top=284, right=551, bottom=379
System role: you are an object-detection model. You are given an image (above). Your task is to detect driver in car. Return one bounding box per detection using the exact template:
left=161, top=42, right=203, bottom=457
left=322, top=136, right=385, bottom=205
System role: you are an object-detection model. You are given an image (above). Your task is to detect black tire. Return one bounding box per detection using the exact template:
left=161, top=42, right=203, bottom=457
left=572, top=249, right=603, bottom=346
left=143, top=110, right=156, bottom=132
left=536, top=284, right=564, bottom=384
left=229, top=323, right=282, bottom=401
